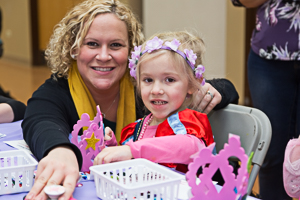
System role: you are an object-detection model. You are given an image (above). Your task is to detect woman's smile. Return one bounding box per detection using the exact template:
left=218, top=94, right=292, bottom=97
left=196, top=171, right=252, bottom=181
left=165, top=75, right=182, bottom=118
left=91, top=67, right=115, bottom=72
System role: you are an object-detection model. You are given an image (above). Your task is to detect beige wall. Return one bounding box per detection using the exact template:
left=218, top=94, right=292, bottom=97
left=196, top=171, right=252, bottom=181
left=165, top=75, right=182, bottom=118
left=37, top=0, right=84, bottom=50
left=0, top=0, right=141, bottom=61
left=143, top=0, right=246, bottom=104
left=38, top=0, right=142, bottom=51
left=0, top=0, right=31, bottom=63
left=226, top=1, right=246, bottom=104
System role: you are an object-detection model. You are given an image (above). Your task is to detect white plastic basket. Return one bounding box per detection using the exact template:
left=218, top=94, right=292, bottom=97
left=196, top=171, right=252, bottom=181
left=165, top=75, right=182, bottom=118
left=0, top=150, right=37, bottom=195
left=90, top=158, right=184, bottom=200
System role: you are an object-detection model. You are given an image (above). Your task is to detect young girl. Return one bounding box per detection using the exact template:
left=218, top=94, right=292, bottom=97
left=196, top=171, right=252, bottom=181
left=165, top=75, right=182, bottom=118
left=94, top=31, right=214, bottom=172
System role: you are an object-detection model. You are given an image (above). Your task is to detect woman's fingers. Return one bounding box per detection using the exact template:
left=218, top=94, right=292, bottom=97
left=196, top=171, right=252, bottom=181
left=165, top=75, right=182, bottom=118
left=59, top=169, right=79, bottom=200
left=202, top=88, right=222, bottom=114
left=196, top=82, right=222, bottom=114
left=25, top=158, right=55, bottom=199
left=25, top=146, right=79, bottom=200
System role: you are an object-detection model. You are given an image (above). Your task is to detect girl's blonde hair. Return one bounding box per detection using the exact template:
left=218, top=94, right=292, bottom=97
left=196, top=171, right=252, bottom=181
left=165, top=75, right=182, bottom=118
left=45, top=0, right=144, bottom=79
left=135, top=31, right=206, bottom=109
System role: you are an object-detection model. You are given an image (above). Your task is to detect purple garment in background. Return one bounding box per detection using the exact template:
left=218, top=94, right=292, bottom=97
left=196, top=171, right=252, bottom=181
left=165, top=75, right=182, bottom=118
left=239, top=0, right=300, bottom=60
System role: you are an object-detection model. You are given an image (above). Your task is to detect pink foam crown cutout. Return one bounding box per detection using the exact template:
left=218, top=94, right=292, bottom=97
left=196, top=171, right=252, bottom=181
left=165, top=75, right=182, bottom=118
left=186, top=134, right=249, bottom=200
left=71, top=105, right=105, bottom=172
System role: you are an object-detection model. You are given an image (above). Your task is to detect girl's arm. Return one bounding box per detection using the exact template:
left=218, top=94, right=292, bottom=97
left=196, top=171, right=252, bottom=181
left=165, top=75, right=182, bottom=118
left=93, top=134, right=204, bottom=165
left=126, top=134, right=205, bottom=164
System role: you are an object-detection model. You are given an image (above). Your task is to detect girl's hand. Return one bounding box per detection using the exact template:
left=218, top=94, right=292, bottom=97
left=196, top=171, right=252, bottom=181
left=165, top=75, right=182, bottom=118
left=93, top=145, right=133, bottom=165
left=25, top=146, right=79, bottom=200
left=104, top=127, right=113, bottom=141
left=195, top=82, right=222, bottom=114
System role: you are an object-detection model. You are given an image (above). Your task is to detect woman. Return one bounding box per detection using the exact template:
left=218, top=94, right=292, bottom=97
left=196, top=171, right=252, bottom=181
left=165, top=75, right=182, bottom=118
left=23, top=0, right=239, bottom=199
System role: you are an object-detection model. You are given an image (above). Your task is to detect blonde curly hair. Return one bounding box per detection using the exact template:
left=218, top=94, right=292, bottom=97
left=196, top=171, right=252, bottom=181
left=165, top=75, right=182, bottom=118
left=45, top=0, right=144, bottom=79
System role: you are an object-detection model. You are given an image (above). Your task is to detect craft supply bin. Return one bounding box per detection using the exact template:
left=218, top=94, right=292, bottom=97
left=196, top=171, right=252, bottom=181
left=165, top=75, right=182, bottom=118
left=90, top=158, right=183, bottom=200
left=0, top=150, right=37, bottom=195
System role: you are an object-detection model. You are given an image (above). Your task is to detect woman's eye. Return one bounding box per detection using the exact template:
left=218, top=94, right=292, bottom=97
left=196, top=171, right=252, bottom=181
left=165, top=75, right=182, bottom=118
left=87, top=42, right=98, bottom=47
left=166, top=78, right=175, bottom=82
left=111, top=43, right=122, bottom=47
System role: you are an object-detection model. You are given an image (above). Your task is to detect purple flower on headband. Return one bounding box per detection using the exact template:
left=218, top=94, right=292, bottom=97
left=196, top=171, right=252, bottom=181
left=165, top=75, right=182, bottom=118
left=128, top=58, right=136, bottom=69
left=145, top=37, right=163, bottom=53
left=128, top=45, right=142, bottom=79
left=195, top=65, right=206, bottom=86
left=165, top=39, right=181, bottom=51
left=130, top=66, right=137, bottom=79
left=184, top=49, right=197, bottom=66
left=201, top=78, right=206, bottom=86
left=131, top=45, right=142, bottom=60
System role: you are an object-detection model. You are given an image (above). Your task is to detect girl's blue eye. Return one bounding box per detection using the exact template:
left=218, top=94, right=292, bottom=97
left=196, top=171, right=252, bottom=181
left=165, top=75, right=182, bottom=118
left=144, top=78, right=153, bottom=83
left=166, top=78, right=175, bottom=82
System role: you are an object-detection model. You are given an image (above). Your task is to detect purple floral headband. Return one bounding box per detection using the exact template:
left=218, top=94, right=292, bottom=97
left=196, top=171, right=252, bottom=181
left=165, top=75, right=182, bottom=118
left=128, top=36, right=206, bottom=86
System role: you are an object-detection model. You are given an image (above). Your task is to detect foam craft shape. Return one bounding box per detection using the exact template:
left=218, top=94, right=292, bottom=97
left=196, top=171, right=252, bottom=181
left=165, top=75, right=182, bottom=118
left=186, top=134, right=249, bottom=200
left=71, top=105, right=105, bottom=172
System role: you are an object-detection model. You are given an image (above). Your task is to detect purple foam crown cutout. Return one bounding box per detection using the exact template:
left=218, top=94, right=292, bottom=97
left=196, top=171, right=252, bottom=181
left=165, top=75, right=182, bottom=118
left=186, top=134, right=249, bottom=200
left=71, top=105, right=105, bottom=172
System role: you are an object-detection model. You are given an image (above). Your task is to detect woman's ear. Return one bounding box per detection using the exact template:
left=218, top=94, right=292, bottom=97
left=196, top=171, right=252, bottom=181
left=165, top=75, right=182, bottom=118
left=71, top=48, right=78, bottom=60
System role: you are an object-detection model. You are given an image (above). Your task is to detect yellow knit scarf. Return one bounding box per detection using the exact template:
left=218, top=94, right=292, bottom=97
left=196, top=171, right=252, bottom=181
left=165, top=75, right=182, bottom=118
left=68, top=63, right=136, bottom=142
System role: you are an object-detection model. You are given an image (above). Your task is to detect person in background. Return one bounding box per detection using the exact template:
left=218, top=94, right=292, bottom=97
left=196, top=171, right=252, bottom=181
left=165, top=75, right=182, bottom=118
left=23, top=0, right=239, bottom=199
left=94, top=31, right=214, bottom=173
left=231, top=0, right=300, bottom=199
left=0, top=9, right=26, bottom=123
left=0, top=90, right=26, bottom=123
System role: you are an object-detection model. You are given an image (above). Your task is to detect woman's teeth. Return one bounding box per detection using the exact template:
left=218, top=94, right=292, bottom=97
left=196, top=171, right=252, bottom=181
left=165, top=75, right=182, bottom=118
left=93, top=67, right=113, bottom=71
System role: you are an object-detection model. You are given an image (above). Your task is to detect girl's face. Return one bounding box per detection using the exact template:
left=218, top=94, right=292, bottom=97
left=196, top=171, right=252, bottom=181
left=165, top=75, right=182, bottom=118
left=140, top=53, right=194, bottom=125
left=76, top=13, right=129, bottom=94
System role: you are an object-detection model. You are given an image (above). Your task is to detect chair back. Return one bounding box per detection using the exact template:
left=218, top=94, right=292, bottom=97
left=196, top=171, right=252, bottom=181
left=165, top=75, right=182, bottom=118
left=208, top=104, right=272, bottom=195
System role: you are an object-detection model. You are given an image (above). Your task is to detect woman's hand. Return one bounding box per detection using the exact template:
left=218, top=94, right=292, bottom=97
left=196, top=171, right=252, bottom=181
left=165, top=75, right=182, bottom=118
left=194, top=82, right=222, bottom=114
left=93, top=145, right=133, bottom=165
left=25, top=146, right=79, bottom=200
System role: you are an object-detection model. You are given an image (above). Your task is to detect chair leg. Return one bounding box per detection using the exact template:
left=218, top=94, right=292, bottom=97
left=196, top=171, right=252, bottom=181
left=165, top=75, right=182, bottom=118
left=248, top=164, right=260, bottom=195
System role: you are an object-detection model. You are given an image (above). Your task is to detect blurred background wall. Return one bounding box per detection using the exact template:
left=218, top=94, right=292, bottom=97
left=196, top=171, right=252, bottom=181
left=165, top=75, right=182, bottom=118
left=0, top=0, right=31, bottom=63
left=0, top=0, right=250, bottom=105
